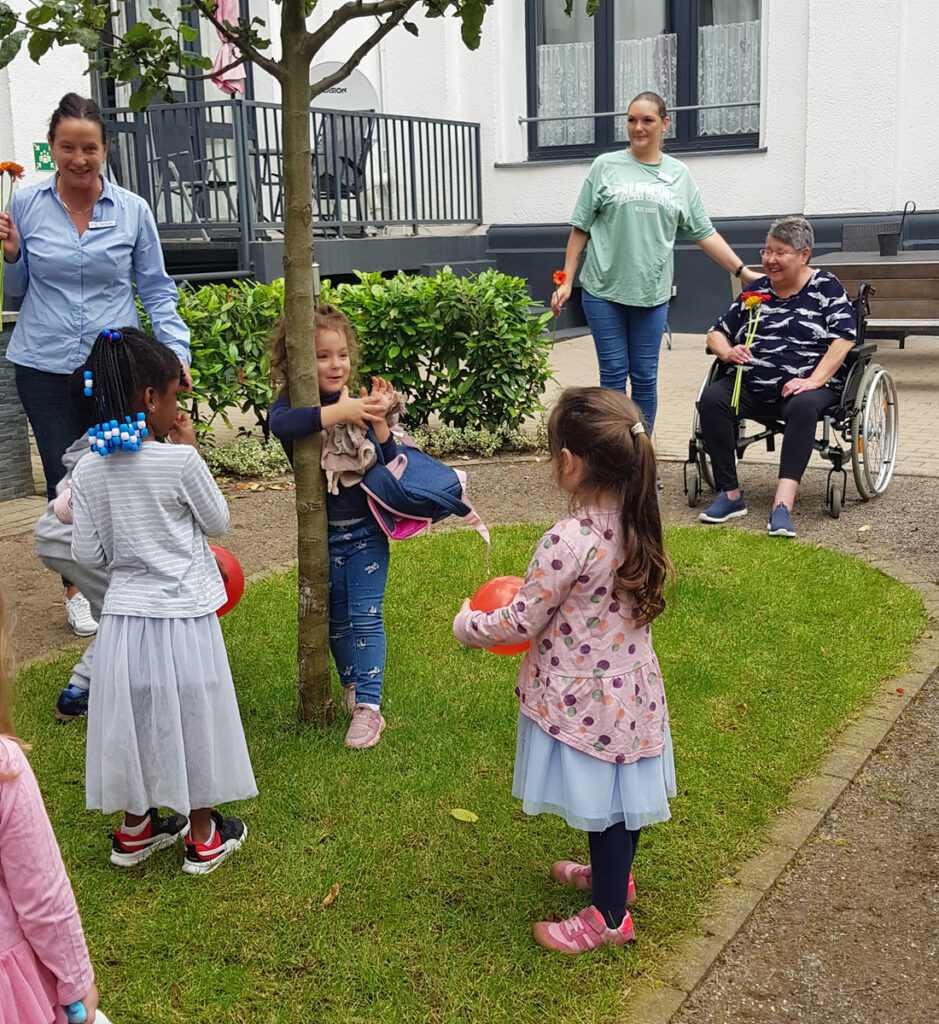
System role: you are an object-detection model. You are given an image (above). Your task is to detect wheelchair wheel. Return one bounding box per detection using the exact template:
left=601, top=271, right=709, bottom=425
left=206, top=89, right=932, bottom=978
left=851, top=364, right=899, bottom=500
left=827, top=473, right=844, bottom=519
left=691, top=373, right=716, bottom=491
left=685, top=464, right=701, bottom=508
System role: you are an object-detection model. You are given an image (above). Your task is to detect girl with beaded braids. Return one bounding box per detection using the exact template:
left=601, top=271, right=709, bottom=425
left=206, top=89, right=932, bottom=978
left=453, top=387, right=676, bottom=954
left=70, top=327, right=257, bottom=876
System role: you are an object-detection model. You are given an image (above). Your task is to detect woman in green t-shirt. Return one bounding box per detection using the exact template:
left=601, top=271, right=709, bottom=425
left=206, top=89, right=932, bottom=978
left=551, top=92, right=759, bottom=429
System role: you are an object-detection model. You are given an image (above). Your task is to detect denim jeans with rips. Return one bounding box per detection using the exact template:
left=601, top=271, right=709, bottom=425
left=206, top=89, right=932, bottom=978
left=328, top=519, right=390, bottom=707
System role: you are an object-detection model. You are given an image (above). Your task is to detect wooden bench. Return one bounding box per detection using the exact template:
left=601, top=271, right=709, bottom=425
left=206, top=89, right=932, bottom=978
left=814, top=251, right=939, bottom=349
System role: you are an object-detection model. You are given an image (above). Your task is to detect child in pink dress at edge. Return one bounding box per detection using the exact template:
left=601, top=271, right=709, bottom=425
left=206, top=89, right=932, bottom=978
left=453, top=387, right=676, bottom=953
left=0, top=589, right=100, bottom=1023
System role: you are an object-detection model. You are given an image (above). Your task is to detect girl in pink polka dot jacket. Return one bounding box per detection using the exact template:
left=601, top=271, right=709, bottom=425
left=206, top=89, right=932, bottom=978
left=453, top=386, right=675, bottom=954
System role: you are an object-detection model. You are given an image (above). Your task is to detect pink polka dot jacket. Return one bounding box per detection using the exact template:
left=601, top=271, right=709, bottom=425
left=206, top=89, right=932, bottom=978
left=453, top=508, right=668, bottom=765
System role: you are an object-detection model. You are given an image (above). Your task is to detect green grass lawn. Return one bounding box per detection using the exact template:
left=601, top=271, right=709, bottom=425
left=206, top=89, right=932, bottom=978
left=11, top=526, right=924, bottom=1024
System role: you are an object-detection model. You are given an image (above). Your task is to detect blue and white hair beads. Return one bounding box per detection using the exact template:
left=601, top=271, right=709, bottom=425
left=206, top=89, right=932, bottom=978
left=84, top=329, right=149, bottom=456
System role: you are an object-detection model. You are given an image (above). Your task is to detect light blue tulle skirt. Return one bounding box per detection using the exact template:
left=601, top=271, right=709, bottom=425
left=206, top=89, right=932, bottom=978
left=512, top=711, right=676, bottom=832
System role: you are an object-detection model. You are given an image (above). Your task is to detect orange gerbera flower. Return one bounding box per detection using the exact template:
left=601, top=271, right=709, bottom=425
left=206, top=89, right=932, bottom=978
left=0, top=162, right=24, bottom=179
left=553, top=270, right=567, bottom=286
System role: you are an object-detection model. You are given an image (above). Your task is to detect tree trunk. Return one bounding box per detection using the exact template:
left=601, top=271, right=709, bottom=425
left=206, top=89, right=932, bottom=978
left=281, top=0, right=334, bottom=725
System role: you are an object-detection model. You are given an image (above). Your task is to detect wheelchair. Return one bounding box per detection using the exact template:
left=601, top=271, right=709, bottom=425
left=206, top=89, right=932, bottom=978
left=683, top=284, right=899, bottom=519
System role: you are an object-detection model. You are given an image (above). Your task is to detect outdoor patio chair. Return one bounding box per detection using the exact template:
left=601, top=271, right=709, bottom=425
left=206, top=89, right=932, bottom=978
left=311, top=111, right=377, bottom=234
left=148, top=104, right=239, bottom=238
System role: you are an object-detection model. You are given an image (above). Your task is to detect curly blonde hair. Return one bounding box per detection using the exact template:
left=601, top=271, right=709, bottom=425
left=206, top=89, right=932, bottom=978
left=268, top=302, right=361, bottom=396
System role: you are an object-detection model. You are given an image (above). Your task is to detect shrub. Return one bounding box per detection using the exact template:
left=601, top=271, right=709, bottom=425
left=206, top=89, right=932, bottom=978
left=204, top=437, right=292, bottom=479
left=408, top=421, right=547, bottom=459
left=322, top=268, right=553, bottom=430
left=140, top=279, right=284, bottom=439
left=152, top=268, right=550, bottom=437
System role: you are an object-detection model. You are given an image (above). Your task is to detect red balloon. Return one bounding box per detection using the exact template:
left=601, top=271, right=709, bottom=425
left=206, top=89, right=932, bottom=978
left=210, top=544, right=245, bottom=617
left=470, top=575, right=530, bottom=656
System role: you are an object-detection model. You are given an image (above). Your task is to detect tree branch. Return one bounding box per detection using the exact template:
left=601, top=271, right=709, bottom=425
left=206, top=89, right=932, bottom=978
left=306, top=0, right=418, bottom=61
left=307, top=3, right=419, bottom=96
left=188, top=0, right=284, bottom=81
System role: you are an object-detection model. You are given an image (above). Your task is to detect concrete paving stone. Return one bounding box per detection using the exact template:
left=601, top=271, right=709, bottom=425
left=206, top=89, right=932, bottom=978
left=765, top=804, right=824, bottom=850
left=864, top=685, right=918, bottom=722
left=835, top=714, right=893, bottom=752
left=619, top=984, right=688, bottom=1024
left=661, top=933, right=729, bottom=993
left=735, top=844, right=798, bottom=891
left=908, top=645, right=939, bottom=674
left=817, top=742, right=872, bottom=780
left=697, top=884, right=763, bottom=940
left=786, top=772, right=850, bottom=812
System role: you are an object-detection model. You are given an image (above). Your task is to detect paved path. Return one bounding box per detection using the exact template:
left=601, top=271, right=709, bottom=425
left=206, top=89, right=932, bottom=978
left=2, top=331, right=937, bottom=541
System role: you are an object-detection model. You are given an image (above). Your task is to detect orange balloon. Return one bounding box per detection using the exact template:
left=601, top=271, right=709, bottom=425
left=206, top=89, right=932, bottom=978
left=469, top=575, right=530, bottom=656
left=210, top=543, right=245, bottom=617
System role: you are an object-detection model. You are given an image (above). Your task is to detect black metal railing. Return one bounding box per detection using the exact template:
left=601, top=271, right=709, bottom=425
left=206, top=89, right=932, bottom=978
left=102, top=98, right=483, bottom=270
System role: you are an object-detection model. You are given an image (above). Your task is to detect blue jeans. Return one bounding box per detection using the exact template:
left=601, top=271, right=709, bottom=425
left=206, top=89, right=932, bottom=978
left=14, top=363, right=88, bottom=499
left=581, top=290, right=670, bottom=430
left=328, top=520, right=390, bottom=707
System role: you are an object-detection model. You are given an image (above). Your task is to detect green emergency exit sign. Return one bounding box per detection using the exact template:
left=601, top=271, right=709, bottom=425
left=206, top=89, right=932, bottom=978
left=33, top=142, right=54, bottom=171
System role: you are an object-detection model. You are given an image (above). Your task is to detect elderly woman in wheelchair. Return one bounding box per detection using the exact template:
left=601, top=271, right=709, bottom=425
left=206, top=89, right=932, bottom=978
left=690, top=215, right=896, bottom=539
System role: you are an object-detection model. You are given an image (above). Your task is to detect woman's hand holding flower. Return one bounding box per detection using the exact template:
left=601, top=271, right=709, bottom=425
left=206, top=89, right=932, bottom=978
left=550, top=270, right=571, bottom=317
left=725, top=345, right=753, bottom=365
left=0, top=211, right=19, bottom=263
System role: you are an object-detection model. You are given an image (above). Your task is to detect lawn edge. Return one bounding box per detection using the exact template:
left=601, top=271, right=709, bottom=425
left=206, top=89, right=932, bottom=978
left=618, top=575, right=939, bottom=1024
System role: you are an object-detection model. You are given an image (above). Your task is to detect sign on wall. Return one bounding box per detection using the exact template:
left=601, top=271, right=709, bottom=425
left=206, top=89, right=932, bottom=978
left=33, top=142, right=53, bottom=171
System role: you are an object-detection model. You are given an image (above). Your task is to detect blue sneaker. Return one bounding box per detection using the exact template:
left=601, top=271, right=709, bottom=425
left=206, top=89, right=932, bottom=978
left=55, top=685, right=89, bottom=722
left=767, top=503, right=797, bottom=538
left=699, top=490, right=748, bottom=524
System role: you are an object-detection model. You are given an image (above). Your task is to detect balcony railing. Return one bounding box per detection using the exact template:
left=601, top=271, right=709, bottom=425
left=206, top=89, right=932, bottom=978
left=102, top=99, right=483, bottom=273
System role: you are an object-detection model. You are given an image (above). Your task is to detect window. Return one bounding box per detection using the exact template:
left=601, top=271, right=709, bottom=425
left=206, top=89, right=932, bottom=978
left=525, top=0, right=760, bottom=159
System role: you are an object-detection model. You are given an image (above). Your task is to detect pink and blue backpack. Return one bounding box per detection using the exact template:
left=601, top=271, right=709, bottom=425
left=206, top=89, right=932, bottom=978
left=360, top=431, right=490, bottom=559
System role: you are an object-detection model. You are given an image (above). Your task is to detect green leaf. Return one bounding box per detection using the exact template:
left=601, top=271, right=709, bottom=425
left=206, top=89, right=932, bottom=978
left=27, top=28, right=55, bottom=64
left=179, top=23, right=198, bottom=43
left=0, top=29, right=26, bottom=70
left=450, top=808, right=478, bottom=823
left=71, top=26, right=100, bottom=50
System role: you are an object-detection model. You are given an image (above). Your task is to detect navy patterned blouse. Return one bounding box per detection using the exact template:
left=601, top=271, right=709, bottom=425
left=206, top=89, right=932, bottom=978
left=709, top=269, right=857, bottom=400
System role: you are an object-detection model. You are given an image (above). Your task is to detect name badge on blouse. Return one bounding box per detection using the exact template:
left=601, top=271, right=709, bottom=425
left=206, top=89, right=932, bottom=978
left=656, top=171, right=674, bottom=184
left=88, top=220, right=116, bottom=229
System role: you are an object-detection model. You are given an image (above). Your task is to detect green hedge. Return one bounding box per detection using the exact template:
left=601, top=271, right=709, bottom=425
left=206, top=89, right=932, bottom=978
left=150, top=268, right=552, bottom=437
left=322, top=268, right=553, bottom=430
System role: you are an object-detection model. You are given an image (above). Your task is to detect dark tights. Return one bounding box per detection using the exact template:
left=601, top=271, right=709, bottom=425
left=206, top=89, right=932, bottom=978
left=588, top=822, right=641, bottom=928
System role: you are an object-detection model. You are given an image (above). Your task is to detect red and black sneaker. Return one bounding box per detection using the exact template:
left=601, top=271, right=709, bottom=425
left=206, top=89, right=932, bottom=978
left=110, top=809, right=188, bottom=867
left=182, top=809, right=247, bottom=876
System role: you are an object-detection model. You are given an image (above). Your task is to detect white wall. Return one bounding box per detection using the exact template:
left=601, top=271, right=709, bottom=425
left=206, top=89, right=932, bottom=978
left=0, top=0, right=89, bottom=188
left=3, top=0, right=937, bottom=221
left=358, top=0, right=939, bottom=224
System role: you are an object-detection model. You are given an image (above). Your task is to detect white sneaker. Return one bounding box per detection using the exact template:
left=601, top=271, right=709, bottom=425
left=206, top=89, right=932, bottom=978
left=65, top=592, right=98, bottom=637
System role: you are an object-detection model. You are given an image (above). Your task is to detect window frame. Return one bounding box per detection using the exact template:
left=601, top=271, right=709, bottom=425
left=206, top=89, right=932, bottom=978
left=524, top=0, right=761, bottom=162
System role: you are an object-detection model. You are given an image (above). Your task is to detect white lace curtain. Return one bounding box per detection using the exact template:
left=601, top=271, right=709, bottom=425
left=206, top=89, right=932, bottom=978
left=536, top=34, right=678, bottom=148
left=536, top=41, right=596, bottom=147
left=612, top=35, right=677, bottom=142
left=536, top=23, right=760, bottom=147
left=697, top=20, right=761, bottom=135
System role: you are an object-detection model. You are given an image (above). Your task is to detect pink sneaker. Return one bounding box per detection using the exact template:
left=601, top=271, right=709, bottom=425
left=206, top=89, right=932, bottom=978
left=341, top=685, right=356, bottom=712
left=533, top=905, right=635, bottom=954
left=344, top=705, right=386, bottom=749
left=550, top=861, right=637, bottom=903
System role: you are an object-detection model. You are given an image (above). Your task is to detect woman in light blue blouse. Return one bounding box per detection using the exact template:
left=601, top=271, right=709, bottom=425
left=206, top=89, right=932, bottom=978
left=0, top=93, right=190, bottom=634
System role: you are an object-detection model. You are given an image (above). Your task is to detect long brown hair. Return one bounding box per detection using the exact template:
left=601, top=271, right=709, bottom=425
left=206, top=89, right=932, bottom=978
left=269, top=302, right=361, bottom=395
left=547, top=387, right=674, bottom=627
left=0, top=589, right=24, bottom=781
